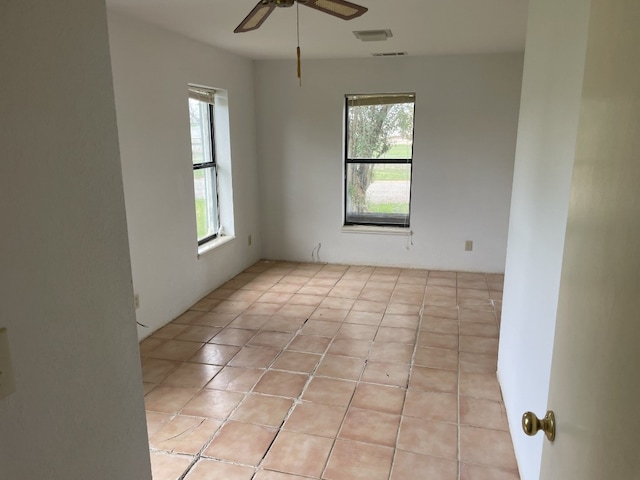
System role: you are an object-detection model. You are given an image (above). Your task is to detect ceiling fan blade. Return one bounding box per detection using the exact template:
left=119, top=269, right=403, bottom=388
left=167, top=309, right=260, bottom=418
left=300, top=0, right=368, bottom=20
left=234, top=1, right=276, bottom=33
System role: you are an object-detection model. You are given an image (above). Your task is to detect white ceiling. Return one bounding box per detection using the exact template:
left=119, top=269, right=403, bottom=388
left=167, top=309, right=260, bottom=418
left=106, top=0, right=529, bottom=60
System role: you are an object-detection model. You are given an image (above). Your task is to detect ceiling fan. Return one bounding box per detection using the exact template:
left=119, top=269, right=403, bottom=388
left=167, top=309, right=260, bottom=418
left=234, top=0, right=368, bottom=33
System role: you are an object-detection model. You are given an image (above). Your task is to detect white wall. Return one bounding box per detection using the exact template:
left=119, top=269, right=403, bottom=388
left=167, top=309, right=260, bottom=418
left=0, top=1, right=150, bottom=478
left=498, top=1, right=591, bottom=478
left=107, top=12, right=263, bottom=338
left=255, top=54, right=523, bottom=272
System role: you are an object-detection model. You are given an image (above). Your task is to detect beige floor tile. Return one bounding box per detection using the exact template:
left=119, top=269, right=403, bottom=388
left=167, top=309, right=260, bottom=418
left=230, top=394, right=293, bottom=427
left=253, top=370, right=308, bottom=398
left=144, top=386, right=200, bottom=414
left=227, top=346, right=280, bottom=368
left=351, top=299, right=388, bottom=313
left=257, top=292, right=294, bottom=304
left=418, top=331, right=459, bottom=350
left=414, top=346, right=459, bottom=371
left=397, top=417, right=457, bottom=459
left=149, top=452, right=193, bottom=480
left=184, top=459, right=254, bottom=480
left=204, top=421, right=277, bottom=466
left=386, top=303, right=422, bottom=315
left=212, top=300, right=252, bottom=314
left=228, top=314, right=271, bottom=330
left=261, top=315, right=306, bottom=333
left=253, top=470, right=311, bottom=480
left=277, top=304, right=316, bottom=317
left=286, top=334, right=331, bottom=354
left=422, top=305, right=458, bottom=319
left=172, top=310, right=206, bottom=325
left=244, top=302, right=283, bottom=315
left=190, top=312, right=236, bottom=328
left=459, top=396, right=509, bottom=431
left=310, top=307, right=350, bottom=322
left=420, top=316, right=459, bottom=335
left=459, top=372, right=503, bottom=401
left=161, top=363, right=221, bottom=388
left=205, top=366, right=263, bottom=392
left=409, top=366, right=458, bottom=394
left=262, top=431, right=333, bottom=477
left=391, top=451, right=458, bottom=480
left=296, top=285, right=332, bottom=296
left=459, top=308, right=497, bottom=324
left=460, top=463, right=520, bottom=480
left=380, top=314, right=419, bottom=329
left=460, top=335, right=499, bottom=355
left=403, top=390, right=457, bottom=422
left=327, top=338, right=371, bottom=358
left=301, top=320, right=341, bottom=337
left=248, top=331, right=294, bottom=349
left=460, top=426, right=518, bottom=470
left=344, top=310, right=384, bottom=325
left=141, top=357, right=180, bottom=384
left=375, top=326, right=417, bottom=344
left=316, top=354, right=366, bottom=381
left=209, top=328, right=257, bottom=346
left=288, top=293, right=324, bottom=306
left=145, top=339, right=204, bottom=361
left=302, top=377, right=356, bottom=406
left=324, top=439, right=394, bottom=480
left=368, top=341, right=414, bottom=364
left=272, top=351, right=321, bottom=373
left=146, top=411, right=172, bottom=439
left=351, top=383, right=406, bottom=414
left=152, top=323, right=189, bottom=340
left=181, top=389, right=244, bottom=419
left=150, top=416, right=222, bottom=454
left=459, top=351, right=498, bottom=374
left=174, top=325, right=221, bottom=343
left=339, top=407, right=400, bottom=447
left=187, top=344, right=240, bottom=365
left=361, top=361, right=410, bottom=387
left=283, top=401, right=346, bottom=438
left=337, top=323, right=378, bottom=341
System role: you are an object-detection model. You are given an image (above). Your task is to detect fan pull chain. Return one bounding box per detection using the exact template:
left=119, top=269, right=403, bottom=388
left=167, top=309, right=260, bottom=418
left=296, top=1, right=302, bottom=86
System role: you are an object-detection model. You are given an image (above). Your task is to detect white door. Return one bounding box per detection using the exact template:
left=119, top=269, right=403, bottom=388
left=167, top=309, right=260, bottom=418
left=539, top=0, right=640, bottom=478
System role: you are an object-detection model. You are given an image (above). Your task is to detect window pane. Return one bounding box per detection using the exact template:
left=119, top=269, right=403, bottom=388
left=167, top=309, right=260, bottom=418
left=347, top=101, right=414, bottom=160
left=194, top=166, right=219, bottom=241
left=189, top=98, right=213, bottom=165
left=346, top=163, right=411, bottom=225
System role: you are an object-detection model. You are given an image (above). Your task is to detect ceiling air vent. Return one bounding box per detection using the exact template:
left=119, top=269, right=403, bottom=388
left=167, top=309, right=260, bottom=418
left=372, top=52, right=408, bottom=57
left=353, top=29, right=393, bottom=42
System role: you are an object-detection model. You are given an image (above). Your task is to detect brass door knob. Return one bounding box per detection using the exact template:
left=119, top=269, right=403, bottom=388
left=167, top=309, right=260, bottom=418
left=522, top=410, right=556, bottom=442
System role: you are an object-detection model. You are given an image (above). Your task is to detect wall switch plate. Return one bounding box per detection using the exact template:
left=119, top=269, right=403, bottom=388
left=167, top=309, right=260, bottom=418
left=465, top=240, right=473, bottom=251
left=0, top=328, right=16, bottom=399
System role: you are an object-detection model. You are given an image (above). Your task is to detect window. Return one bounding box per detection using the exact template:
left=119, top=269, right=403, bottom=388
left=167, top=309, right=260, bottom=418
left=189, top=87, right=219, bottom=245
left=344, top=93, right=415, bottom=227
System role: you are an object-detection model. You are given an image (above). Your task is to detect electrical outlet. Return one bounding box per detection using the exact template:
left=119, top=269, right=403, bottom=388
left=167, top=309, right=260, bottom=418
left=248, top=234, right=252, bottom=246
left=134, top=294, right=140, bottom=309
left=0, top=328, right=16, bottom=399
left=465, top=240, right=473, bottom=251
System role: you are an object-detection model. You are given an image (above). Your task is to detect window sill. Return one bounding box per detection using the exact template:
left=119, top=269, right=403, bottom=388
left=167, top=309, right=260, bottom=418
left=341, top=225, right=412, bottom=236
left=197, top=235, right=235, bottom=258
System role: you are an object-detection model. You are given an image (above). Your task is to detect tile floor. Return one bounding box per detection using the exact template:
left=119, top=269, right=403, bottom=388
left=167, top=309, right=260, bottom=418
left=140, top=261, right=519, bottom=480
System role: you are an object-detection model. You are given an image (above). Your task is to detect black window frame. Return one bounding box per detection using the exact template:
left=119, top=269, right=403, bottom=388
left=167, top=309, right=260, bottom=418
left=189, top=93, right=220, bottom=246
left=343, top=94, right=415, bottom=228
